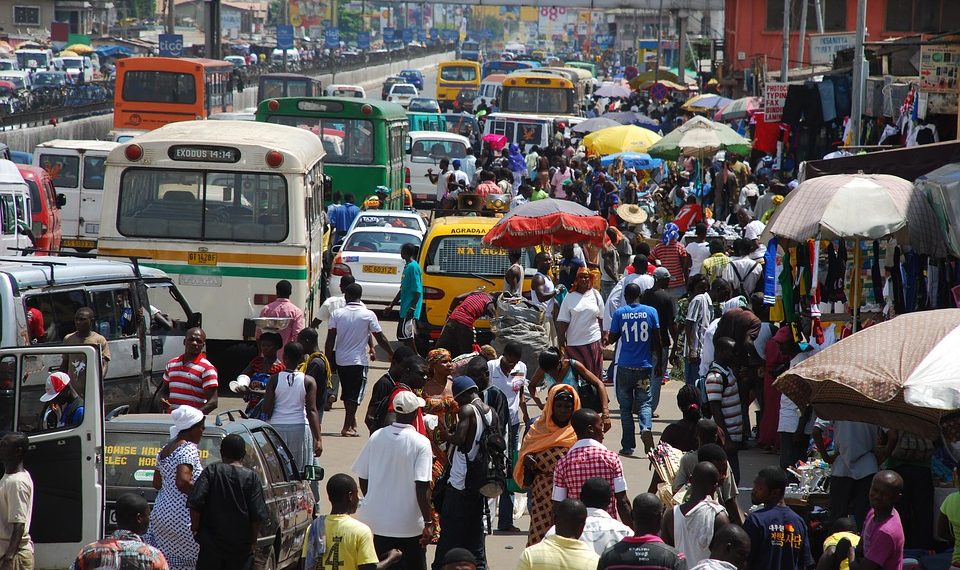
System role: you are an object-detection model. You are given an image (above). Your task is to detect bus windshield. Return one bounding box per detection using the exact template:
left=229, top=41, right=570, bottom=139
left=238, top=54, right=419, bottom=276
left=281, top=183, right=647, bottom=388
left=117, top=169, right=288, bottom=242
left=16, top=52, right=46, bottom=69
left=264, top=116, right=373, bottom=165
left=122, top=71, right=196, bottom=104
left=440, top=66, right=478, bottom=82
left=503, top=88, right=572, bottom=115
left=262, top=78, right=309, bottom=99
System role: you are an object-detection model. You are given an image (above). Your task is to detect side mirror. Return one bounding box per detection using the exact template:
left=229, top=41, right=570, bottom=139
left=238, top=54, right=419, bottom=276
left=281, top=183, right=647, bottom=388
left=302, top=464, right=324, bottom=481
left=188, top=312, right=202, bottom=328
left=56, top=193, right=66, bottom=207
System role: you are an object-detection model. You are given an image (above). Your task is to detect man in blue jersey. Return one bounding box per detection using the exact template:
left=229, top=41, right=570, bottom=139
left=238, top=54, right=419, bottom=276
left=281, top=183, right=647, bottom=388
left=606, top=282, right=662, bottom=456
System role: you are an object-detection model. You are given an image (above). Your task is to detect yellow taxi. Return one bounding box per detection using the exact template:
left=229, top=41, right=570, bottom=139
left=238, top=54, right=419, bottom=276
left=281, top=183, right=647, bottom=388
left=416, top=215, right=533, bottom=351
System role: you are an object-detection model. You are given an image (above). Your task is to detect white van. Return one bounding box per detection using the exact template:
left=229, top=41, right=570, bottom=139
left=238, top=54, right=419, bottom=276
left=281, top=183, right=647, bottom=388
left=33, top=140, right=119, bottom=251
left=54, top=55, right=93, bottom=83
left=271, top=48, right=301, bottom=69
left=474, top=76, right=504, bottom=109
left=406, top=131, right=472, bottom=210
left=325, top=84, right=366, bottom=98
left=14, top=48, right=54, bottom=71
left=482, top=112, right=555, bottom=150
left=0, top=256, right=199, bottom=568
left=0, top=160, right=33, bottom=254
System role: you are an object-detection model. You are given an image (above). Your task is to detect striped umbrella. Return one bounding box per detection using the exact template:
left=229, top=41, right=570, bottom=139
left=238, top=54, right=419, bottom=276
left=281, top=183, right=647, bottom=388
left=775, top=310, right=960, bottom=440
left=715, top=96, right=761, bottom=121
left=482, top=198, right=607, bottom=248
left=681, top=93, right=733, bottom=112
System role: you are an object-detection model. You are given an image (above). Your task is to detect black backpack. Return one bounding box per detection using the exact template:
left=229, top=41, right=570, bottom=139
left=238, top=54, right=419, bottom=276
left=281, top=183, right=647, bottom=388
left=465, top=405, right=508, bottom=498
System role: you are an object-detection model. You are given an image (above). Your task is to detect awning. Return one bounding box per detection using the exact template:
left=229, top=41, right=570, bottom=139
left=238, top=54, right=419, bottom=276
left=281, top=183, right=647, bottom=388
left=801, top=141, right=960, bottom=182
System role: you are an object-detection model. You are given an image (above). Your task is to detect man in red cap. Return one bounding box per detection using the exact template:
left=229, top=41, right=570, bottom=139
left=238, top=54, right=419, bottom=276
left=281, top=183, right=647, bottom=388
left=40, top=371, right=84, bottom=428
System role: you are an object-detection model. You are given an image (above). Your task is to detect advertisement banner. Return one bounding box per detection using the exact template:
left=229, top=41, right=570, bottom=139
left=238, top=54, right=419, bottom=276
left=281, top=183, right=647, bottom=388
left=158, top=33, right=183, bottom=57
left=357, top=31, right=371, bottom=49
left=384, top=27, right=395, bottom=41
left=325, top=28, right=340, bottom=48
left=763, top=82, right=789, bottom=123
left=402, top=28, right=413, bottom=43
left=920, top=45, right=960, bottom=93
left=808, top=33, right=854, bottom=65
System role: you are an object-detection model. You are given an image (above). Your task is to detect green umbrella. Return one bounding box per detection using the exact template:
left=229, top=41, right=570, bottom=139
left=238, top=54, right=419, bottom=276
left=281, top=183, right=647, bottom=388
left=647, top=115, right=752, bottom=161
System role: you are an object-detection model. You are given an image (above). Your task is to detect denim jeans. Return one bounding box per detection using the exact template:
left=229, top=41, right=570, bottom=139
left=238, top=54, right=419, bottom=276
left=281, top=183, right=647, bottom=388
left=651, top=346, right=670, bottom=413
left=684, top=358, right=701, bottom=386
left=434, top=486, right=487, bottom=570
left=615, top=365, right=652, bottom=452
left=498, top=422, right=520, bottom=529
left=600, top=280, right=615, bottom=302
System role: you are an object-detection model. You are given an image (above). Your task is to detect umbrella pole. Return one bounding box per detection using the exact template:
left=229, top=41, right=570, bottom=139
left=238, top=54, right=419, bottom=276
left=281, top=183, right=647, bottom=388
left=852, top=240, right=861, bottom=332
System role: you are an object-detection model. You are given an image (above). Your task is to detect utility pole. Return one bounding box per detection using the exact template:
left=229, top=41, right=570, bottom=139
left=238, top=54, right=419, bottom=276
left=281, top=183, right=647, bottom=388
left=798, top=0, right=808, bottom=66
left=781, top=0, right=790, bottom=81
left=850, top=0, right=867, bottom=145
left=654, top=0, right=664, bottom=80
left=166, top=0, right=174, bottom=34
left=677, top=10, right=686, bottom=84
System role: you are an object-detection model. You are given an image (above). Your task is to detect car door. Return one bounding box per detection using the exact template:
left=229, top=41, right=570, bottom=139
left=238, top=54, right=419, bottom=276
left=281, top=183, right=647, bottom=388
left=142, top=281, right=195, bottom=410
left=252, top=427, right=310, bottom=567
left=0, top=345, right=103, bottom=569
left=88, top=284, right=149, bottom=412
left=78, top=152, right=107, bottom=243
left=45, top=178, right=62, bottom=250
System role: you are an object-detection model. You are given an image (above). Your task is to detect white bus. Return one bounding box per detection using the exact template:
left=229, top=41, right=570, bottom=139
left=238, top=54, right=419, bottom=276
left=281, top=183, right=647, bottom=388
left=97, top=120, right=327, bottom=359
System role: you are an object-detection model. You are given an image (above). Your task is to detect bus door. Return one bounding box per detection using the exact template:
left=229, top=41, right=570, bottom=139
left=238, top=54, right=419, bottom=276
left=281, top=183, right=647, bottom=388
left=0, top=345, right=104, bottom=568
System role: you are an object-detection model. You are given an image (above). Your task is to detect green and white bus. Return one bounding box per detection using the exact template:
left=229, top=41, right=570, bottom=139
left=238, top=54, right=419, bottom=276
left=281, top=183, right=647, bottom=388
left=255, top=97, right=409, bottom=208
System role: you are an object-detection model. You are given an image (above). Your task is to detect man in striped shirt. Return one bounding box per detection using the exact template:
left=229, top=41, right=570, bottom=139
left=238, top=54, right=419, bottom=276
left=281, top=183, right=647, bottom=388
left=160, top=327, right=219, bottom=413
left=705, top=337, right=743, bottom=483
left=436, top=291, right=494, bottom=356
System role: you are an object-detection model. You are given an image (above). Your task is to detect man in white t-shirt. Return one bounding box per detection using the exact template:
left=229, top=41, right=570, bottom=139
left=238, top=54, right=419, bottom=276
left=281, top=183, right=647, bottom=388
left=0, top=432, right=33, bottom=569
left=736, top=208, right=766, bottom=260
left=687, top=223, right=712, bottom=277
left=325, top=283, right=395, bottom=437
left=317, top=275, right=370, bottom=408
left=486, top=341, right=528, bottom=532
left=603, top=255, right=655, bottom=330
left=353, top=391, right=433, bottom=570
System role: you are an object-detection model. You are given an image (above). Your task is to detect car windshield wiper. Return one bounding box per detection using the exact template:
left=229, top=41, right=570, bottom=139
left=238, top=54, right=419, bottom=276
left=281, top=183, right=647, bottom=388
left=469, top=273, right=495, bottom=286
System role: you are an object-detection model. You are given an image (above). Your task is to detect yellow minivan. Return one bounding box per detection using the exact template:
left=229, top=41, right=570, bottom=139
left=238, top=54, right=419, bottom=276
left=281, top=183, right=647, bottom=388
left=416, top=215, right=533, bottom=351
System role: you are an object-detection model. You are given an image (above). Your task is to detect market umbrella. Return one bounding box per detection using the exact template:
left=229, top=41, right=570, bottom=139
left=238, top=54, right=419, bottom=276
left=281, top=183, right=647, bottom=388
left=715, top=96, right=761, bottom=121
left=600, top=152, right=663, bottom=171
left=594, top=83, right=632, bottom=98
left=481, top=133, right=508, bottom=151
left=634, top=79, right=687, bottom=92
left=64, top=44, right=94, bottom=54
left=646, top=115, right=751, bottom=161
left=774, top=310, right=960, bottom=440
left=682, top=93, right=733, bottom=112
left=59, top=50, right=78, bottom=57
left=482, top=198, right=608, bottom=248
left=571, top=117, right=621, bottom=134
left=582, top=125, right=662, bottom=156
left=762, top=173, right=945, bottom=257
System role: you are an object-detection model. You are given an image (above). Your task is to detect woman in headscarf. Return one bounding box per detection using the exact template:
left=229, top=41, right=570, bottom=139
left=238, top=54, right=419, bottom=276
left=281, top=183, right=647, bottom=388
left=761, top=194, right=784, bottom=223
left=515, top=384, right=580, bottom=545
left=506, top=143, right=526, bottom=193
left=651, top=222, right=691, bottom=299
left=556, top=266, right=606, bottom=382
left=424, top=348, right=453, bottom=397
left=420, top=348, right=459, bottom=541
left=146, top=407, right=205, bottom=570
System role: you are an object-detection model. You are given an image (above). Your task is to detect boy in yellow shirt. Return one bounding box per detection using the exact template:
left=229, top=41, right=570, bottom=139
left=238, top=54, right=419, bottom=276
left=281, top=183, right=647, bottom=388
left=303, top=473, right=402, bottom=570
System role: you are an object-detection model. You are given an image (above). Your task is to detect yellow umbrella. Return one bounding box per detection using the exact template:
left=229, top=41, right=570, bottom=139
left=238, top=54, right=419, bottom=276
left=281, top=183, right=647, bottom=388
left=59, top=50, right=78, bottom=57
left=64, top=43, right=94, bottom=54
left=582, top=125, right=662, bottom=156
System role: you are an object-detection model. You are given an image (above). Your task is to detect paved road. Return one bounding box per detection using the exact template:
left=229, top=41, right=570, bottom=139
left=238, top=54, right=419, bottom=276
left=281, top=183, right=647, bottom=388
left=217, top=307, right=775, bottom=569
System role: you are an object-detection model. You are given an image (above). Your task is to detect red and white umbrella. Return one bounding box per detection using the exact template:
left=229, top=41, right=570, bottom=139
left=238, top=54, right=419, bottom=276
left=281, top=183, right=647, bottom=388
left=775, top=310, right=960, bottom=440
left=482, top=198, right=608, bottom=248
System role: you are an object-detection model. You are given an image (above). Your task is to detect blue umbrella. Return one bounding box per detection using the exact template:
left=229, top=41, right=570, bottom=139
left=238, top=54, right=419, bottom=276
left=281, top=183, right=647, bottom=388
left=600, top=152, right=663, bottom=171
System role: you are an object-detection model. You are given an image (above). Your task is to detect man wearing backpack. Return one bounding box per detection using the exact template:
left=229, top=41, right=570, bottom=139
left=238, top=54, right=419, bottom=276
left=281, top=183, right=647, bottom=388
left=433, top=376, right=503, bottom=570
left=722, top=239, right=763, bottom=298
left=705, top=337, right=744, bottom=483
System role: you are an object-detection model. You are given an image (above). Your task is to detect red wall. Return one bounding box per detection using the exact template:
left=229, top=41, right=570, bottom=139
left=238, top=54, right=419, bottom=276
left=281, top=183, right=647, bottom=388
left=725, top=0, right=898, bottom=73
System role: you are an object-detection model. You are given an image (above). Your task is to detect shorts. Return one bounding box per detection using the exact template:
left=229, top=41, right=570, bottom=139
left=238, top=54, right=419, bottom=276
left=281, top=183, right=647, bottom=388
left=397, top=317, right=416, bottom=340
left=337, top=364, right=368, bottom=404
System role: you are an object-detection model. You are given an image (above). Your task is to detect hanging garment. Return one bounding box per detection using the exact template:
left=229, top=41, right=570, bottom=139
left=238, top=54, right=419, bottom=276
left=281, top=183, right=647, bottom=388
left=903, top=252, right=920, bottom=312
left=780, top=248, right=797, bottom=323
left=891, top=246, right=905, bottom=315
left=763, top=237, right=779, bottom=306
left=782, top=84, right=805, bottom=125
left=871, top=241, right=884, bottom=306
left=818, top=79, right=837, bottom=123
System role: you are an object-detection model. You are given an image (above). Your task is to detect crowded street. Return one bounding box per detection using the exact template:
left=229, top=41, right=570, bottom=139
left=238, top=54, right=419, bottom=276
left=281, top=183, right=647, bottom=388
left=2, top=4, right=960, bottom=570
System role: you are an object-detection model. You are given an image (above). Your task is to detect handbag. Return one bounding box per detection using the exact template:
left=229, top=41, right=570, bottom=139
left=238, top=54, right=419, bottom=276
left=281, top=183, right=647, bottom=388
left=506, top=447, right=523, bottom=493
left=576, top=375, right=603, bottom=413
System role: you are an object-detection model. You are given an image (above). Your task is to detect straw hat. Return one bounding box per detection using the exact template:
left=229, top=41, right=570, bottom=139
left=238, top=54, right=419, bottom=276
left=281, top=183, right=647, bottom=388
left=616, top=204, right=649, bottom=224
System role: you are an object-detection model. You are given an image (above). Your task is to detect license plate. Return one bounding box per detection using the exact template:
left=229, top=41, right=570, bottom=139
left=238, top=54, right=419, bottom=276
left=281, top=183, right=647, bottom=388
left=188, top=252, right=218, bottom=265
left=362, top=264, right=396, bottom=275
left=62, top=238, right=96, bottom=249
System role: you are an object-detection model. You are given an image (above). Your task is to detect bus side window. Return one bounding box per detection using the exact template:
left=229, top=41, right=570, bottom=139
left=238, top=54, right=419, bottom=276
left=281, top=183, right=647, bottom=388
left=27, top=290, right=87, bottom=343
left=0, top=355, right=15, bottom=432
left=1, top=193, right=16, bottom=235
left=90, top=288, right=137, bottom=340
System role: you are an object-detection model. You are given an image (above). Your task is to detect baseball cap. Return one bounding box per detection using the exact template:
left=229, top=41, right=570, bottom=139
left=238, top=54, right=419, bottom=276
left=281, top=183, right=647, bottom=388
left=40, top=372, right=71, bottom=402
left=452, top=376, right=478, bottom=398
left=653, top=267, right=672, bottom=281
left=392, top=391, right=426, bottom=414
